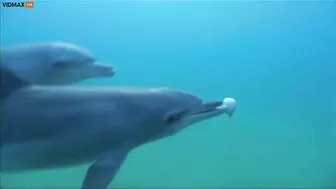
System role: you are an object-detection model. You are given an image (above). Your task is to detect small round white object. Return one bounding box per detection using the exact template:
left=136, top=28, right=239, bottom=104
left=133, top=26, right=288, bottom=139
left=223, top=97, right=236, bottom=116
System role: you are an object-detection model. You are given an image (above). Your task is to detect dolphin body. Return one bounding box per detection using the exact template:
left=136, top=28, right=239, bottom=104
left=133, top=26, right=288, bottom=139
left=0, top=68, right=236, bottom=189
left=1, top=42, right=116, bottom=86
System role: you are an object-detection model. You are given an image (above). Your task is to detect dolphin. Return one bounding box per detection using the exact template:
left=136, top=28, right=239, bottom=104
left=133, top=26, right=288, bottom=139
left=1, top=42, right=116, bottom=85
left=1, top=82, right=236, bottom=189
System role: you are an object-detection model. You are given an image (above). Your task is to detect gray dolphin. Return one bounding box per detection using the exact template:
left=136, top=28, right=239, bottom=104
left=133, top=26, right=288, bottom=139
left=1, top=42, right=116, bottom=85
left=1, top=85, right=236, bottom=189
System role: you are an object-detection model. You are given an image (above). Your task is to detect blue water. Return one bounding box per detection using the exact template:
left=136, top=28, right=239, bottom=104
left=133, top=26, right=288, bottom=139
left=1, top=1, right=336, bottom=188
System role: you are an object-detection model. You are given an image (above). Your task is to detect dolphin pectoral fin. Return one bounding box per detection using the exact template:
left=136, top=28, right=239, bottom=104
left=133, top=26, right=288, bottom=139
left=0, top=65, right=29, bottom=100
left=81, top=149, right=129, bottom=189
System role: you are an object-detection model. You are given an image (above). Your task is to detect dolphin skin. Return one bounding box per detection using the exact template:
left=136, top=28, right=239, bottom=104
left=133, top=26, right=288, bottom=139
left=1, top=84, right=235, bottom=189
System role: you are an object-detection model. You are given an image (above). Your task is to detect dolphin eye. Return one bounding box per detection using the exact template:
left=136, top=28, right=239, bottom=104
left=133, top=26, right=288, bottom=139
left=86, top=57, right=96, bottom=62
left=55, top=60, right=81, bottom=69
left=165, top=110, right=188, bottom=125
left=55, top=61, right=69, bottom=68
left=166, top=115, right=180, bottom=125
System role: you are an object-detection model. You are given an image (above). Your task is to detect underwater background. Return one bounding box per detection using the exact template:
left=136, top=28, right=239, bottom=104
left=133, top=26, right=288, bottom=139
left=1, top=0, right=335, bottom=188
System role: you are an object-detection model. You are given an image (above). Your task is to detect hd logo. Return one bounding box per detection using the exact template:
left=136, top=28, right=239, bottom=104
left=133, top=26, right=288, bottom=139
left=2, top=1, right=34, bottom=8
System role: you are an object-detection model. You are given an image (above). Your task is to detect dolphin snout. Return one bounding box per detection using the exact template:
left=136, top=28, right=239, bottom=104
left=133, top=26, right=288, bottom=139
left=190, top=100, right=223, bottom=115
left=91, top=61, right=117, bottom=77
left=203, top=100, right=223, bottom=109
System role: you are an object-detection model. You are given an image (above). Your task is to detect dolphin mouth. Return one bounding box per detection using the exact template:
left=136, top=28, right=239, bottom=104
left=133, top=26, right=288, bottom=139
left=189, top=100, right=227, bottom=118
left=181, top=100, right=227, bottom=125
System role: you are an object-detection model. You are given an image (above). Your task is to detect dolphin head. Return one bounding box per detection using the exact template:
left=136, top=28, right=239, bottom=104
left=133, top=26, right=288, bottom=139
left=131, top=88, right=236, bottom=143
left=159, top=90, right=235, bottom=136
left=45, top=42, right=116, bottom=85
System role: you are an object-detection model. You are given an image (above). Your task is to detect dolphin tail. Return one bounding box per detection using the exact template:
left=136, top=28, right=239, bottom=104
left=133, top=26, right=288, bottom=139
left=0, top=65, right=29, bottom=100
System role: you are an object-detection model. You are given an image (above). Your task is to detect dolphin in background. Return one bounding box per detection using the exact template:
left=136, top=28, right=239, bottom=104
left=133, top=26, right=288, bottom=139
left=1, top=41, right=116, bottom=85
left=1, top=81, right=236, bottom=189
